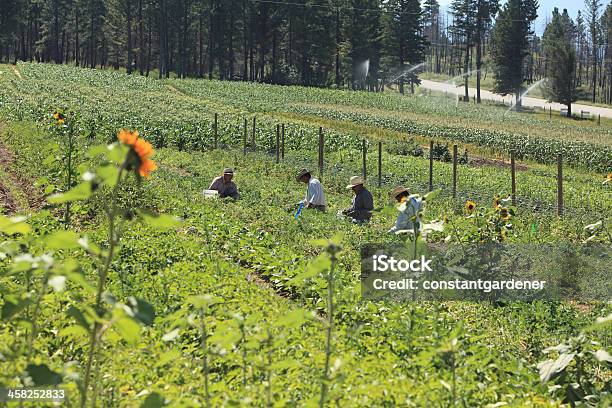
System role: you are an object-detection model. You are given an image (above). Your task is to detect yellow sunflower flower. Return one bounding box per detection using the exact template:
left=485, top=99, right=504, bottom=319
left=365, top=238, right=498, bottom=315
left=493, top=195, right=501, bottom=209
left=465, top=200, right=476, bottom=213
left=499, top=207, right=511, bottom=221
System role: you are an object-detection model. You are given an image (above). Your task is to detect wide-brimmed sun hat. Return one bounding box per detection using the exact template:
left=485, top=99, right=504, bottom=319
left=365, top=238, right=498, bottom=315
left=296, top=168, right=311, bottom=182
left=389, top=186, right=409, bottom=199
left=223, top=168, right=234, bottom=175
left=346, top=176, right=365, bottom=189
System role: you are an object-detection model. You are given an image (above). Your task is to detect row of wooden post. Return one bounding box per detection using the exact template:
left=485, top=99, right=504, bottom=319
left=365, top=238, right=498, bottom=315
left=226, top=114, right=565, bottom=216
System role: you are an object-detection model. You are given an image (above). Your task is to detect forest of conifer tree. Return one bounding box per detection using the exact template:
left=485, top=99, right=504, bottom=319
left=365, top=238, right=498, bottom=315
left=2, top=0, right=612, bottom=104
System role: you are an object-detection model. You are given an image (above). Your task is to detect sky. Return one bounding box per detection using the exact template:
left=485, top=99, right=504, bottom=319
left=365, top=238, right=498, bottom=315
left=436, top=0, right=591, bottom=35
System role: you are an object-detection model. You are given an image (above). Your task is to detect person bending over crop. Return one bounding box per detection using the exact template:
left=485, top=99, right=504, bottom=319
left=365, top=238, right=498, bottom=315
left=340, top=176, right=373, bottom=223
left=388, top=186, right=422, bottom=234
left=296, top=168, right=326, bottom=211
left=208, top=168, right=239, bottom=199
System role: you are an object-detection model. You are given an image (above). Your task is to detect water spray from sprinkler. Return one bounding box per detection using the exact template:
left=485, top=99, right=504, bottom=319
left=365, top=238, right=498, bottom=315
left=505, top=78, right=546, bottom=115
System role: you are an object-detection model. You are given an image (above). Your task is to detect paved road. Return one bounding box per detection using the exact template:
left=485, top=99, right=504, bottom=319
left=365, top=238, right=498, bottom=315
left=418, top=79, right=612, bottom=119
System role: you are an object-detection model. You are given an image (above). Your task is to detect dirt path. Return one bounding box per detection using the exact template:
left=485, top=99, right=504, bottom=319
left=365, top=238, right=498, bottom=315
left=0, top=125, right=45, bottom=214
left=419, top=79, right=612, bottom=119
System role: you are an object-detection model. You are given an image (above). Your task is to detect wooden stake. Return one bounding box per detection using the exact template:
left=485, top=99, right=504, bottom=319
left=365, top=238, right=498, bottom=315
left=243, top=118, right=247, bottom=155
left=318, top=127, right=324, bottom=178
left=510, top=151, right=516, bottom=206
left=251, top=117, right=256, bottom=150
left=378, top=141, right=382, bottom=187
left=281, top=123, right=285, bottom=159
left=362, top=139, right=367, bottom=180
left=213, top=112, right=218, bottom=149
left=275, top=124, right=280, bottom=163
left=429, top=140, right=434, bottom=191
left=452, top=144, right=458, bottom=198
left=557, top=154, right=563, bottom=216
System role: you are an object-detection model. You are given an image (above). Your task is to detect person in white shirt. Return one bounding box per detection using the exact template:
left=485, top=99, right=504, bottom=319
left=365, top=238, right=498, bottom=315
left=388, top=186, right=423, bottom=234
left=296, top=168, right=327, bottom=212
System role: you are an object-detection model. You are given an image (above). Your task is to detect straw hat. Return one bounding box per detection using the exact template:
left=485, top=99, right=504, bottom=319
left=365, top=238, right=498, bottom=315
left=296, top=168, right=311, bottom=182
left=346, top=176, right=365, bottom=189
left=389, top=186, right=409, bottom=199
left=223, top=168, right=234, bottom=175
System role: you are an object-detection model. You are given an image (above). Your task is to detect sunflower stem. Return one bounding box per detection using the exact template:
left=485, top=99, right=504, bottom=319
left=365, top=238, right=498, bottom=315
left=81, top=163, right=125, bottom=408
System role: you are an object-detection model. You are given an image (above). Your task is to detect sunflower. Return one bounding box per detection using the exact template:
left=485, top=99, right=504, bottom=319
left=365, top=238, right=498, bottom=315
left=118, top=129, right=139, bottom=146
left=117, top=129, right=157, bottom=177
left=492, top=195, right=501, bottom=209
left=499, top=207, right=511, bottom=221
left=465, top=200, right=476, bottom=213
left=53, top=111, right=65, bottom=125
left=605, top=173, right=612, bottom=184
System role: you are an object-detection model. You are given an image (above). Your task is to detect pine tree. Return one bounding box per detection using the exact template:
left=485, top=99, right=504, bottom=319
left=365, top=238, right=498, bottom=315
left=490, top=0, right=538, bottom=110
left=585, top=0, right=602, bottom=102
left=451, top=0, right=477, bottom=101
left=0, top=0, right=25, bottom=62
left=543, top=8, right=579, bottom=116
left=422, top=0, right=440, bottom=73
left=343, top=0, right=383, bottom=91
left=575, top=11, right=586, bottom=86
left=602, top=3, right=612, bottom=102
left=474, top=0, right=499, bottom=103
left=382, top=0, right=426, bottom=94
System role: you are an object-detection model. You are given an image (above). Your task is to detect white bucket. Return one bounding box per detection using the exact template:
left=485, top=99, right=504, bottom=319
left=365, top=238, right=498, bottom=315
left=202, top=189, right=219, bottom=199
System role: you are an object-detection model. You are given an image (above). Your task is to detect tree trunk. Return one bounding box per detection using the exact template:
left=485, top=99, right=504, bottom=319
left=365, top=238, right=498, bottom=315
left=208, top=4, right=214, bottom=80
left=90, top=1, right=95, bottom=69
left=475, top=33, right=482, bottom=103
left=181, top=1, right=188, bottom=78
left=515, top=87, right=522, bottom=111
left=592, top=34, right=597, bottom=102
left=335, top=8, right=340, bottom=87
left=228, top=10, right=234, bottom=80
left=463, top=35, right=470, bottom=102
left=249, top=6, right=254, bottom=81
left=127, top=0, right=133, bottom=74
left=53, top=0, right=60, bottom=63
left=158, top=0, right=165, bottom=79
left=138, top=0, right=144, bottom=75
left=243, top=3, right=248, bottom=80
left=271, top=28, right=276, bottom=83
left=146, top=9, right=151, bottom=77
left=199, top=12, right=204, bottom=78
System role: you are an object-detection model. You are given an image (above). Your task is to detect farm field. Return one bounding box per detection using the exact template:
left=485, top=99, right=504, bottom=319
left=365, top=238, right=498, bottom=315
left=0, top=63, right=610, bottom=407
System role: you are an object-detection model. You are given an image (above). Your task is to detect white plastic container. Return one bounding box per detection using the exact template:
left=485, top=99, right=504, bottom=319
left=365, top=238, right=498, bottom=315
left=202, top=189, right=219, bottom=199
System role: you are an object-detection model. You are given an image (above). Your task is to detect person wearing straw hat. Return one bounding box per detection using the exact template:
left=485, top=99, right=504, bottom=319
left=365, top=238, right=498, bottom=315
left=341, top=176, right=374, bottom=223
left=296, top=168, right=327, bottom=211
left=388, top=186, right=423, bottom=234
left=207, top=168, right=239, bottom=199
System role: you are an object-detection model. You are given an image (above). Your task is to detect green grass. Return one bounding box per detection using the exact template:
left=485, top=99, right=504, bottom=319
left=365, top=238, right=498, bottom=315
left=0, top=63, right=610, bottom=406
left=1, top=63, right=610, bottom=172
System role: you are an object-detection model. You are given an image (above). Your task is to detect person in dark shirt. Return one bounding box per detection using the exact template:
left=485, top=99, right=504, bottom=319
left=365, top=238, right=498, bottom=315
left=208, top=168, right=239, bottom=199
left=341, top=176, right=374, bottom=223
